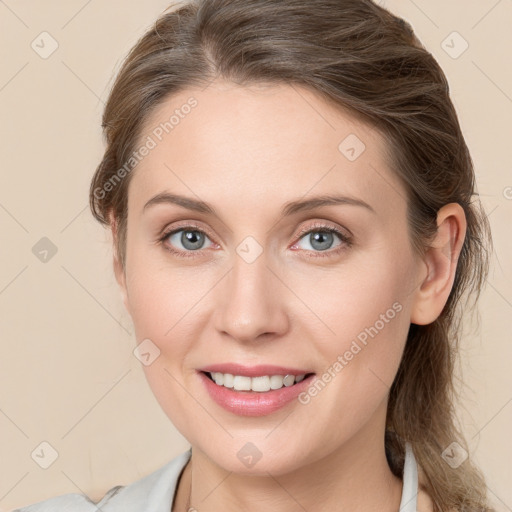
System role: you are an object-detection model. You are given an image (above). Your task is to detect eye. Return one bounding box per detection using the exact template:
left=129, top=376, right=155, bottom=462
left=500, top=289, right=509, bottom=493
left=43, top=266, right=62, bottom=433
left=159, top=224, right=216, bottom=257
left=290, top=223, right=351, bottom=257
left=169, top=229, right=213, bottom=250
left=158, top=221, right=351, bottom=259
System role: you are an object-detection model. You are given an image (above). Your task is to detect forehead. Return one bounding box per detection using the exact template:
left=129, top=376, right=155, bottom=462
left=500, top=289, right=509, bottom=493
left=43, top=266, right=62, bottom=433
left=129, top=79, right=405, bottom=218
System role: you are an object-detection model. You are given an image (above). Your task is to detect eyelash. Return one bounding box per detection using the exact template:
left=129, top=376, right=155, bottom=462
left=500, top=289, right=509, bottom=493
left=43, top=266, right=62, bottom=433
left=158, top=221, right=352, bottom=260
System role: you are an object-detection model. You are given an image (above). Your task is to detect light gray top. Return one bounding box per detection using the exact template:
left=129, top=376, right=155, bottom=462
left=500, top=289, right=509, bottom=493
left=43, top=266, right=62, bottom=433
left=15, top=442, right=418, bottom=511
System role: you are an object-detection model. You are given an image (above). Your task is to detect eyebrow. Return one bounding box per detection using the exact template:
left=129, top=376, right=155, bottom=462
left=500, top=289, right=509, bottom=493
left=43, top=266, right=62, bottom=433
left=142, top=192, right=376, bottom=216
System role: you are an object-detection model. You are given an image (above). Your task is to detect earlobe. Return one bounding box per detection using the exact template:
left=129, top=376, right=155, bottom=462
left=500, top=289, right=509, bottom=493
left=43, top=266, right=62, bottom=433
left=410, top=203, right=467, bottom=325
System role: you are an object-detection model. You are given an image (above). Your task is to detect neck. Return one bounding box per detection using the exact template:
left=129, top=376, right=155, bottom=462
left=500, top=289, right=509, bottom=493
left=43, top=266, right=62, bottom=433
left=174, top=439, right=402, bottom=512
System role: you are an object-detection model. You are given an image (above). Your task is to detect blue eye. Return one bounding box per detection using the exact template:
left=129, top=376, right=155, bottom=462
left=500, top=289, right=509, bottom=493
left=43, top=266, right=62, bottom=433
left=295, top=229, right=342, bottom=252
left=159, top=222, right=351, bottom=259
left=290, top=225, right=351, bottom=258
left=163, top=228, right=214, bottom=253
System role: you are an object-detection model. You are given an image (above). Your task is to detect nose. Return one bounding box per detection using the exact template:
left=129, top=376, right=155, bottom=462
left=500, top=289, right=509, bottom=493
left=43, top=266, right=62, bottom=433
left=213, top=250, right=290, bottom=344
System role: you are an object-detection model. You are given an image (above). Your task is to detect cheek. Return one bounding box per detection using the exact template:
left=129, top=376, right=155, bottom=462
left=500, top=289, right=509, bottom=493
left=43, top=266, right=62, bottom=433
left=291, top=246, right=415, bottom=406
left=291, top=247, right=414, bottom=345
left=124, top=251, right=208, bottom=432
left=124, top=238, right=204, bottom=342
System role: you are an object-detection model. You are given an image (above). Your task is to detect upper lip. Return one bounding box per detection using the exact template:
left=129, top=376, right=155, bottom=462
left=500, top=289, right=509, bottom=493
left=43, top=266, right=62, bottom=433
left=198, top=363, right=315, bottom=377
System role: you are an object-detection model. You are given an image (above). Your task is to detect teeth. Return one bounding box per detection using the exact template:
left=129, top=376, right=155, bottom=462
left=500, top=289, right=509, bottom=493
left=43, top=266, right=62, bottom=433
left=270, top=375, right=284, bottom=390
left=209, top=372, right=307, bottom=392
left=233, top=375, right=252, bottom=391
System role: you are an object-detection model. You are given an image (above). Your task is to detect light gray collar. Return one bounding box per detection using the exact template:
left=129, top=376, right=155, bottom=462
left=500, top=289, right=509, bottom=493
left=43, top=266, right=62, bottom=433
left=399, top=442, right=419, bottom=511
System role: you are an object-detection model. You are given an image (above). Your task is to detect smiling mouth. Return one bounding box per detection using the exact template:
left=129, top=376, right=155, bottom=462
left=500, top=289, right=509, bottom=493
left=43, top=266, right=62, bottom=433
left=202, top=371, right=315, bottom=393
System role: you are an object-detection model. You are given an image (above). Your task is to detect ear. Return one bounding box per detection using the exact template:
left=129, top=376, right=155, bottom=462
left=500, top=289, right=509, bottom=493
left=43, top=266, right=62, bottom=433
left=108, top=211, right=131, bottom=315
left=410, top=203, right=467, bottom=325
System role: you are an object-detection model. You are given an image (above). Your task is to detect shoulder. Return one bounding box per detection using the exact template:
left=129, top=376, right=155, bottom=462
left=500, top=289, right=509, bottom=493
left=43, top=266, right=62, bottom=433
left=14, top=449, right=191, bottom=512
left=12, top=491, right=107, bottom=512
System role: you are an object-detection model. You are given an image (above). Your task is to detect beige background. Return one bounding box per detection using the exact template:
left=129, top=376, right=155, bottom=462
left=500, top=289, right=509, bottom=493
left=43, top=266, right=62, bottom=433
left=0, top=0, right=511, bottom=510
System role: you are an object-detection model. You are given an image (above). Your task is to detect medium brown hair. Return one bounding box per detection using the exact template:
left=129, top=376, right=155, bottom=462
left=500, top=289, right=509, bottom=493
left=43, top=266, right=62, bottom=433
left=89, top=1, right=493, bottom=510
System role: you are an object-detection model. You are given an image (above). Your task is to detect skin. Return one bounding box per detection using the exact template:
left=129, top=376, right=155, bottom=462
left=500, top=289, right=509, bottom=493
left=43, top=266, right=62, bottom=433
left=111, top=79, right=465, bottom=512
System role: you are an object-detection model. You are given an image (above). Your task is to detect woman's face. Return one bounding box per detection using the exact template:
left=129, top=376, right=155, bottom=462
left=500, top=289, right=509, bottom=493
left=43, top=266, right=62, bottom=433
left=116, top=79, right=424, bottom=475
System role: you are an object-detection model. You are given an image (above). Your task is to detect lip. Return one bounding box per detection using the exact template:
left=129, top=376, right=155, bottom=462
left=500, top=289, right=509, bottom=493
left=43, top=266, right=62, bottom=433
left=197, top=370, right=316, bottom=417
left=198, top=363, right=314, bottom=377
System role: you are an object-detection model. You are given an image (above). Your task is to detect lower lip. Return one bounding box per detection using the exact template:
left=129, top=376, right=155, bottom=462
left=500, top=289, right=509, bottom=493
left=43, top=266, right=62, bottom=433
left=198, top=371, right=316, bottom=417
